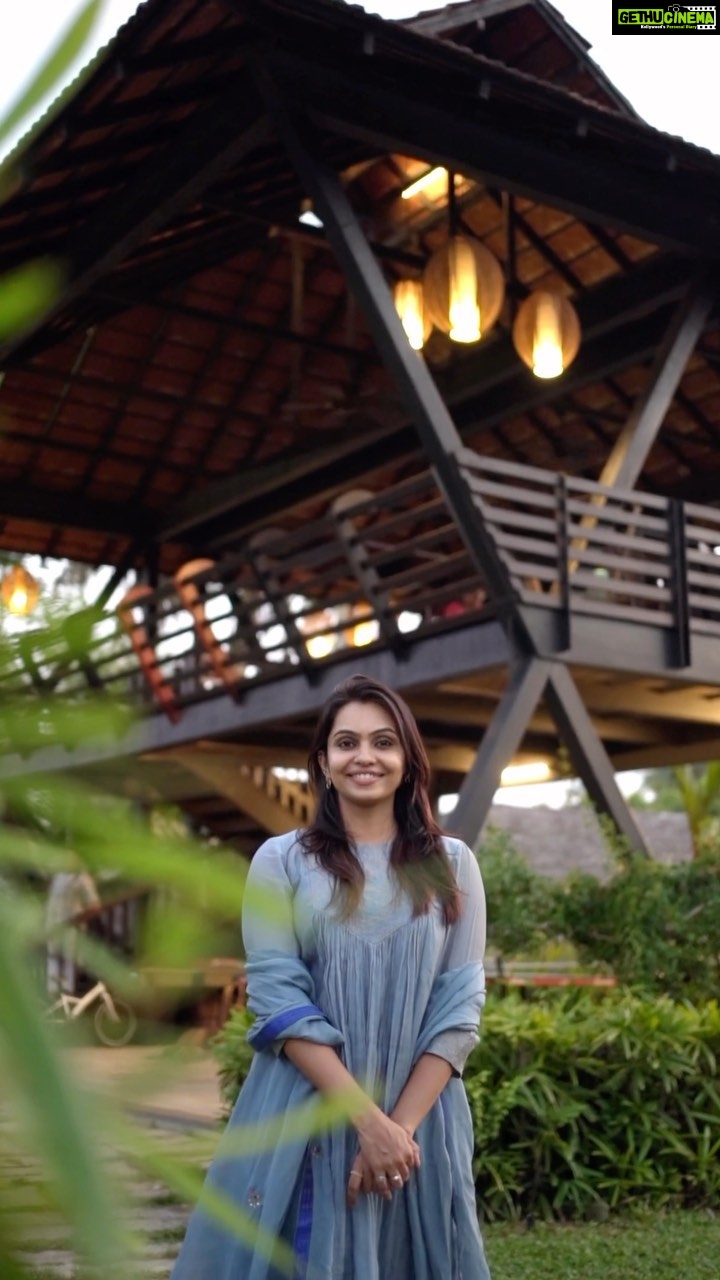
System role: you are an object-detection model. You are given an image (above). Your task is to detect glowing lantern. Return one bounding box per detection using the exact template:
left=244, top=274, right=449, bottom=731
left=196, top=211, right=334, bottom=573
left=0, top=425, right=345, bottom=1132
left=1, top=565, right=40, bottom=616
left=343, top=604, right=380, bottom=649
left=423, top=235, right=504, bottom=344
left=393, top=279, right=431, bottom=351
left=300, top=610, right=336, bottom=659
left=512, top=290, right=581, bottom=379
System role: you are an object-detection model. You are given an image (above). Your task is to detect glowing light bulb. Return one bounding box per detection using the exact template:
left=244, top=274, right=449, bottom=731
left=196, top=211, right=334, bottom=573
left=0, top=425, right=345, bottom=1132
left=394, top=279, right=426, bottom=350
left=448, top=237, right=481, bottom=343
left=532, top=293, right=564, bottom=378
left=8, top=587, right=27, bottom=613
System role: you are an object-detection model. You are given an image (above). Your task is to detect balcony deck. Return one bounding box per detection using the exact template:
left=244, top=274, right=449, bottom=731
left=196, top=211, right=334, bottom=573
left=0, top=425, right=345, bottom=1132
left=3, top=453, right=720, bottom=799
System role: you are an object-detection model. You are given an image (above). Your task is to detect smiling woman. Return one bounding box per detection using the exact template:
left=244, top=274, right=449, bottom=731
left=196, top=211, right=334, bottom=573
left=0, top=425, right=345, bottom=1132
left=171, top=673, right=490, bottom=1280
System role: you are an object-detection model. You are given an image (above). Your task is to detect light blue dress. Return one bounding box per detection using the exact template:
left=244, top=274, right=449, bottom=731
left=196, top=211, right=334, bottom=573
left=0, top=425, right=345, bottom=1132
left=171, top=831, right=491, bottom=1280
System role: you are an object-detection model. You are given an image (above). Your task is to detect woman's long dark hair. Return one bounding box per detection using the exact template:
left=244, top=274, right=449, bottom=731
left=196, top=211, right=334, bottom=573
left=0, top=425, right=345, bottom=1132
left=299, top=674, right=461, bottom=925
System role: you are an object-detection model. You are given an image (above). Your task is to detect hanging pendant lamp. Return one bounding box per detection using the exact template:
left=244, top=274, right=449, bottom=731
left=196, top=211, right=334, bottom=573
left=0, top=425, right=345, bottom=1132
left=393, top=279, right=431, bottom=351
left=512, top=289, right=581, bottom=379
left=423, top=235, right=505, bottom=344
left=422, top=172, right=504, bottom=344
left=1, top=564, right=40, bottom=616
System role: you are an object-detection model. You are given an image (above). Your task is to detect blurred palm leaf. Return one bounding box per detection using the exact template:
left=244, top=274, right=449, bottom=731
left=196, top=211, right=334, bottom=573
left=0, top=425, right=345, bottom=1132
left=0, top=0, right=103, bottom=150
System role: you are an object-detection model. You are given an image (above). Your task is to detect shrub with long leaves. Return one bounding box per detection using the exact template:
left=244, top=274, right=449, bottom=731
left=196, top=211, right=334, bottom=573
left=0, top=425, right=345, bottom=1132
left=214, top=989, right=720, bottom=1223
left=469, top=991, right=720, bottom=1221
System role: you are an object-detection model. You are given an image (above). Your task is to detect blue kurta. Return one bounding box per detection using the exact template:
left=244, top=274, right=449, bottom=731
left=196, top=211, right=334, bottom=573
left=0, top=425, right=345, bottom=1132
left=171, top=831, right=491, bottom=1280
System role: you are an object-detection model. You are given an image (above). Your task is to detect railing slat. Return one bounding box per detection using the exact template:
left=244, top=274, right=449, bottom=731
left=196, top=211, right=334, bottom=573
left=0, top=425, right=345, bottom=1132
left=466, top=474, right=558, bottom=509
left=570, top=596, right=674, bottom=625
left=566, top=500, right=667, bottom=533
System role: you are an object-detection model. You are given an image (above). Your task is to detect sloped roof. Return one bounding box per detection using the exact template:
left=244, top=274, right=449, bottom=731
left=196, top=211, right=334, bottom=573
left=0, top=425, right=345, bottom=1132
left=0, top=0, right=717, bottom=567
left=481, top=803, right=692, bottom=878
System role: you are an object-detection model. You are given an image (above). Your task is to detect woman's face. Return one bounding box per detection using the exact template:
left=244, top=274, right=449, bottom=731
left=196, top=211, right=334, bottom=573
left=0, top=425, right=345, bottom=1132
left=321, top=699, right=406, bottom=810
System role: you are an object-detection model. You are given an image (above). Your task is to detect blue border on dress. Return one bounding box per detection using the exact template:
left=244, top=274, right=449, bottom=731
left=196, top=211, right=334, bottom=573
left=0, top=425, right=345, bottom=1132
left=293, top=1149, right=315, bottom=1278
left=250, top=1004, right=324, bottom=1050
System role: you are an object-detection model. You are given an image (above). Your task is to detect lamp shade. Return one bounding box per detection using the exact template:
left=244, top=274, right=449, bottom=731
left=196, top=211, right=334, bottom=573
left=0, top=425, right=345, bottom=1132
left=512, top=290, right=581, bottom=379
left=299, top=609, right=337, bottom=659
left=423, top=235, right=504, bottom=343
left=343, top=603, right=380, bottom=649
left=1, top=565, right=40, bottom=615
left=330, top=489, right=374, bottom=520
left=393, top=279, right=431, bottom=351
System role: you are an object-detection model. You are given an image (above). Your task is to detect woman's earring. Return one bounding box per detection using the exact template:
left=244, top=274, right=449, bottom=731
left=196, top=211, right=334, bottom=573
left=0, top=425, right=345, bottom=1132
left=404, top=773, right=410, bottom=784
left=325, top=774, right=332, bottom=790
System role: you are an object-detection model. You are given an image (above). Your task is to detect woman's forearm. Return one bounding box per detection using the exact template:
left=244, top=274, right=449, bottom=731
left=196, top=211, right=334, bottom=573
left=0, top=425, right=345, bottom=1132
left=284, top=1039, right=423, bottom=1184
left=390, top=1053, right=453, bottom=1136
left=282, top=1038, right=379, bottom=1130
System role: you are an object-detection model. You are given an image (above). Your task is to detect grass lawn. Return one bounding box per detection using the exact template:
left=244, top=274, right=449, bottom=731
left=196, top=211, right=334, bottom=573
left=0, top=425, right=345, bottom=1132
left=484, top=1211, right=720, bottom=1280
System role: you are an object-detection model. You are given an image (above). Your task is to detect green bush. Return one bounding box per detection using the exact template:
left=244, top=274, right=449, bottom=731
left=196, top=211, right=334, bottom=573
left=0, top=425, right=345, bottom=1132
left=212, top=991, right=720, bottom=1222
left=211, top=1005, right=255, bottom=1111
left=477, top=827, right=557, bottom=969
left=556, top=854, right=720, bottom=1002
left=468, top=991, right=720, bottom=1221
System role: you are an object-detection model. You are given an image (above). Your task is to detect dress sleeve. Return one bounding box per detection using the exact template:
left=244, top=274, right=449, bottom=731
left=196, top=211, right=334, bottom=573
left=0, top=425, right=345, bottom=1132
left=423, top=840, right=487, bottom=1077
left=242, top=837, right=344, bottom=1055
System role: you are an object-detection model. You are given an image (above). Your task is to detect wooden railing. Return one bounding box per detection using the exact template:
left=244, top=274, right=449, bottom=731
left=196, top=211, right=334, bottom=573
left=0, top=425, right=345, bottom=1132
left=458, top=448, right=720, bottom=653
left=4, top=449, right=720, bottom=728
left=0, top=469, right=490, bottom=720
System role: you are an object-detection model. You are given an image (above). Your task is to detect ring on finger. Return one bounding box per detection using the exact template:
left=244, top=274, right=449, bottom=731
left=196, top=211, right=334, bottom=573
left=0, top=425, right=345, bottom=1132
left=390, top=1173, right=403, bottom=1186
left=348, top=1171, right=362, bottom=1183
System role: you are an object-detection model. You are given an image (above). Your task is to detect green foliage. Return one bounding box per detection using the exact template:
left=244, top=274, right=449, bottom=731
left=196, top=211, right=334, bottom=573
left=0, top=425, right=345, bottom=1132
left=211, top=989, right=720, bottom=1223
left=211, top=1005, right=256, bottom=1111
left=628, top=767, right=687, bottom=812
left=556, top=854, right=720, bottom=1001
left=673, top=763, right=720, bottom=857
left=466, top=991, right=720, bottom=1222
left=0, top=258, right=65, bottom=340
left=629, top=764, right=720, bottom=858
left=0, top=0, right=103, bottom=152
left=476, top=827, right=556, bottom=966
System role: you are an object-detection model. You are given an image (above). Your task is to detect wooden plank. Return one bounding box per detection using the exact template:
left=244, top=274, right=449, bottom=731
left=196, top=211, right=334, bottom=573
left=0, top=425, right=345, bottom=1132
left=457, top=448, right=559, bottom=487
left=570, top=595, right=674, bottom=626
left=688, top=592, right=720, bottom=614
left=573, top=547, right=671, bottom=577
left=493, top=530, right=559, bottom=559
left=686, top=546, right=720, bottom=566
left=566, top=500, right=667, bottom=533
left=466, top=475, right=557, bottom=508
left=570, top=571, right=670, bottom=602
left=568, top=473, right=669, bottom=510
left=360, top=496, right=446, bottom=543
left=363, top=522, right=459, bottom=568
left=689, top=617, right=720, bottom=636
left=571, top=523, right=672, bottom=558
left=397, top=574, right=489, bottom=614
left=685, top=521, right=720, bottom=544
left=377, top=549, right=472, bottom=592
left=480, top=507, right=557, bottom=536
left=686, top=568, right=720, bottom=588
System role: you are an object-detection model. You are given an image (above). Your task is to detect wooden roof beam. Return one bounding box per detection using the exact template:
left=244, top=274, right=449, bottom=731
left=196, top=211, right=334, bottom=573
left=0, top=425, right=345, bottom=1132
left=0, top=485, right=148, bottom=537
left=267, top=48, right=720, bottom=255
left=195, top=304, right=696, bottom=551
left=599, top=276, right=717, bottom=491
left=0, top=93, right=273, bottom=367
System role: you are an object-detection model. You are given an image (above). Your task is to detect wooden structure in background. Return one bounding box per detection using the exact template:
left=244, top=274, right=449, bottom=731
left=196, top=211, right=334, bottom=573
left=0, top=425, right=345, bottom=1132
left=0, top=0, right=719, bottom=854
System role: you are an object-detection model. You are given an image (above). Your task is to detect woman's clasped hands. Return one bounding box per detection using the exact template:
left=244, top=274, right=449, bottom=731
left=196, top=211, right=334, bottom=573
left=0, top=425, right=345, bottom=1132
left=346, top=1106, right=420, bottom=1207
